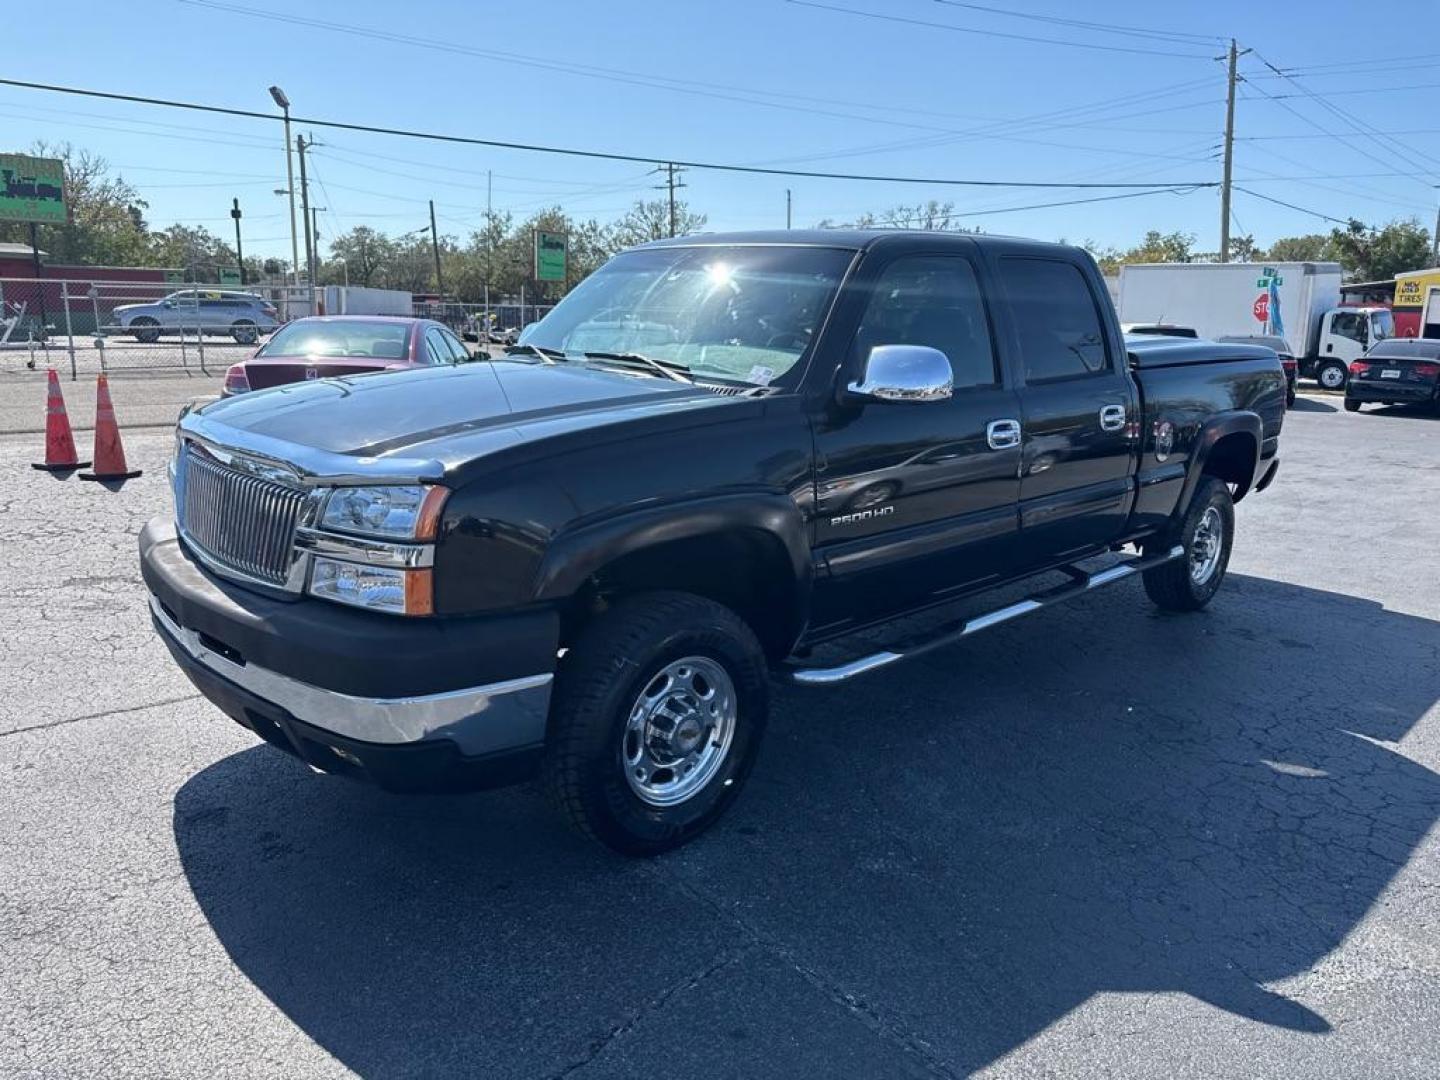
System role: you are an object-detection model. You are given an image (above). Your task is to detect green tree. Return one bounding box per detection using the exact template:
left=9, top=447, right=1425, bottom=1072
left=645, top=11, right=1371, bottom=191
left=607, top=198, right=706, bottom=249
left=323, top=226, right=396, bottom=287
left=147, top=224, right=236, bottom=280
left=1325, top=217, right=1431, bottom=280
left=1263, top=233, right=1331, bottom=263
left=1087, top=230, right=1196, bottom=275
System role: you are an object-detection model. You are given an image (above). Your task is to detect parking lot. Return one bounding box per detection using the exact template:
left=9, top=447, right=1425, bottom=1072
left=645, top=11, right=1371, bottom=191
left=1, top=393, right=1437, bottom=1078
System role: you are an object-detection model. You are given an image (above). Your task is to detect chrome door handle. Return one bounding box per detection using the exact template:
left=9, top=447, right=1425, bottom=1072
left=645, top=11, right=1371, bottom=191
left=1099, top=404, right=1127, bottom=432
left=986, top=418, right=1021, bottom=450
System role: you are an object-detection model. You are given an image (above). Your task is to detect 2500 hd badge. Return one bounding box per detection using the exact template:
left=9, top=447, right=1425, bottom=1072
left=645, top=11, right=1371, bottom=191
left=142, top=230, right=1283, bottom=854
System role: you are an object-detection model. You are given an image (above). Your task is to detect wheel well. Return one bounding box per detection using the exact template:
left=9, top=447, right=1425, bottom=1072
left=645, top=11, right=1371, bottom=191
left=559, top=529, right=803, bottom=660
left=1201, top=431, right=1258, bottom=501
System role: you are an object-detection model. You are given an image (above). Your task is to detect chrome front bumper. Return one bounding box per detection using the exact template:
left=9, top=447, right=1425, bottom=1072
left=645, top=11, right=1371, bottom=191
left=150, top=594, right=552, bottom=756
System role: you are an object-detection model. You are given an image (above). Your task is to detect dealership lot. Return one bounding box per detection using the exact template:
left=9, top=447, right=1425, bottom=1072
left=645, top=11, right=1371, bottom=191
left=2, top=397, right=1438, bottom=1078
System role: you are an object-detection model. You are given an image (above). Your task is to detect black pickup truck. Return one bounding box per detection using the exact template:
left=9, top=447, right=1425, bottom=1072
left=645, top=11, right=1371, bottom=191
left=142, top=230, right=1283, bottom=854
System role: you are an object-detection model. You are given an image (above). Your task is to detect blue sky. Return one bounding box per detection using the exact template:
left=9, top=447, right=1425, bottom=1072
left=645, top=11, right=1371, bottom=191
left=5, top=0, right=1437, bottom=263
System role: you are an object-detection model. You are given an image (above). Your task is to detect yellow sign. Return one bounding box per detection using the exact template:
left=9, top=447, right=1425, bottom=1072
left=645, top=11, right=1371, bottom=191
left=1393, top=270, right=1440, bottom=308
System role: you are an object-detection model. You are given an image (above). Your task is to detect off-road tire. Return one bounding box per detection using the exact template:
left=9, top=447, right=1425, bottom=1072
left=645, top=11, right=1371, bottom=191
left=541, top=592, right=769, bottom=856
left=1344, top=398, right=1361, bottom=412
left=1143, top=477, right=1235, bottom=612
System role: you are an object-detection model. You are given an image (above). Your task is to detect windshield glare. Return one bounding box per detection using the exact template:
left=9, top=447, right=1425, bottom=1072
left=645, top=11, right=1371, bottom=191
left=520, top=245, right=852, bottom=385
left=259, top=320, right=410, bottom=359
left=1371, top=310, right=1394, bottom=341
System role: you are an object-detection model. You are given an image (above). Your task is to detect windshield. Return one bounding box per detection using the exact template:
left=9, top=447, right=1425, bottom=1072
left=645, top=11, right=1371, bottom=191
left=520, top=245, right=852, bottom=386
left=258, top=320, right=411, bottom=359
left=1371, top=310, right=1394, bottom=341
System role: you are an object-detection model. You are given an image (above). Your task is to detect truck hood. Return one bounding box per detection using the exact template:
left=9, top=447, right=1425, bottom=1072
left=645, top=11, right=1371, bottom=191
left=184, top=359, right=741, bottom=476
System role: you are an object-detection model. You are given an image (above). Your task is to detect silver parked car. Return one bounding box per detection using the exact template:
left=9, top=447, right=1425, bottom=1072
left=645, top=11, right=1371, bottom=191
left=113, top=290, right=280, bottom=345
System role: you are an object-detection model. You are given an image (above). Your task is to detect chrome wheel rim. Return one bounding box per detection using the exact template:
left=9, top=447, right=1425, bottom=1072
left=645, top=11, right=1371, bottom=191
left=622, top=656, right=737, bottom=807
left=1320, top=366, right=1345, bottom=389
left=1190, top=505, right=1224, bottom=584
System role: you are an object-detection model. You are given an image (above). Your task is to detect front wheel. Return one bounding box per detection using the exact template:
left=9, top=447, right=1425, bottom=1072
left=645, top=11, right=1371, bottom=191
left=542, top=592, right=769, bottom=855
left=1316, top=360, right=1348, bottom=390
left=130, top=317, right=160, bottom=344
left=1142, top=477, right=1234, bottom=612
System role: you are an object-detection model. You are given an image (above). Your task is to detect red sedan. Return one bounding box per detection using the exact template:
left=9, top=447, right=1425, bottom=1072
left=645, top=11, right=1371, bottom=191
left=222, top=316, right=478, bottom=395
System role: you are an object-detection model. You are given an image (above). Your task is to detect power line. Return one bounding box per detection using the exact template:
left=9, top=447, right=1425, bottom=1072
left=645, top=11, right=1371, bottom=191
left=930, top=0, right=1222, bottom=46
left=786, top=0, right=1215, bottom=57
left=175, top=0, right=1125, bottom=137
left=835, top=186, right=1205, bottom=228
left=1232, top=186, right=1351, bottom=224
left=1248, top=50, right=1440, bottom=176
left=0, top=76, right=1220, bottom=191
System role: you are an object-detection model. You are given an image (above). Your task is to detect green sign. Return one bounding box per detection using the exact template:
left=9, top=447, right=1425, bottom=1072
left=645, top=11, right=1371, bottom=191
left=0, top=154, right=67, bottom=224
left=535, top=230, right=568, bottom=282
left=219, top=267, right=242, bottom=285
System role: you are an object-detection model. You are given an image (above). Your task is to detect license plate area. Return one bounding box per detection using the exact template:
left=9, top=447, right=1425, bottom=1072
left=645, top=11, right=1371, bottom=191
left=1380, top=368, right=1402, bottom=378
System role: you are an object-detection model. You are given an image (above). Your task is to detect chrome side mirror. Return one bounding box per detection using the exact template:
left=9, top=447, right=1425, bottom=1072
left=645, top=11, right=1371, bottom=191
left=847, top=344, right=953, bottom=403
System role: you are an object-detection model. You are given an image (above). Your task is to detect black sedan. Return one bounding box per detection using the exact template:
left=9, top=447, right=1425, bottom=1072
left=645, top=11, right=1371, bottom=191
left=1345, top=339, right=1440, bottom=413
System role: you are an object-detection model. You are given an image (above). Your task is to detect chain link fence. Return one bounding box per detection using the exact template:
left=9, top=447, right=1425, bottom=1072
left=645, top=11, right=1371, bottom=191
left=413, top=299, right=556, bottom=343
left=0, top=278, right=324, bottom=377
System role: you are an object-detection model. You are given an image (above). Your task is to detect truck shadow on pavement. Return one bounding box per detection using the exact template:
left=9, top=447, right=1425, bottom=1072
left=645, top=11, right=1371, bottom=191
left=174, top=574, right=1440, bottom=1078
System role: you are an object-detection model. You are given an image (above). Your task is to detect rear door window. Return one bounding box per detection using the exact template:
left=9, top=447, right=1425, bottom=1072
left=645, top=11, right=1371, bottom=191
left=997, top=258, right=1109, bottom=382
left=424, top=328, right=452, bottom=364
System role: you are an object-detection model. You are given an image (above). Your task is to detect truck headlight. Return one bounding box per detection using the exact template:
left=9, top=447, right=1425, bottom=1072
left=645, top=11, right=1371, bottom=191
left=310, top=558, right=433, bottom=616
left=320, top=485, right=448, bottom=541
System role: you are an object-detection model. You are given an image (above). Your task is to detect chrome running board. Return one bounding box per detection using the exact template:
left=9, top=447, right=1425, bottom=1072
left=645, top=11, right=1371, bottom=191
left=786, top=546, right=1185, bottom=686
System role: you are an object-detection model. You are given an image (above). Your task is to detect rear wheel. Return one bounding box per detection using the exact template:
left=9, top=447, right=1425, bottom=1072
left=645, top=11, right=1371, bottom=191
left=130, top=317, right=160, bottom=344
left=1316, top=360, right=1348, bottom=390
left=1344, top=398, right=1361, bottom=412
left=1143, top=477, right=1234, bottom=612
left=542, top=592, right=769, bottom=855
left=231, top=319, right=258, bottom=345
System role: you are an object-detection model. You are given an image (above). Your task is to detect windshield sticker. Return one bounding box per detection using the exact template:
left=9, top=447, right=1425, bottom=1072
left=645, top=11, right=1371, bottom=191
left=747, top=365, right=776, bottom=386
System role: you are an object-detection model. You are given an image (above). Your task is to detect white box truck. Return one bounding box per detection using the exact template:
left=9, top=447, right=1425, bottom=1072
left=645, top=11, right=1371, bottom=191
left=1117, top=262, right=1395, bottom=389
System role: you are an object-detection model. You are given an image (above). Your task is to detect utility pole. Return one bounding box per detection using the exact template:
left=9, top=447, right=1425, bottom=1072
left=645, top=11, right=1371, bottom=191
left=1432, top=187, right=1439, bottom=265
left=296, top=134, right=316, bottom=303
left=429, top=199, right=445, bottom=297
left=1219, top=38, right=1240, bottom=264
left=230, top=198, right=245, bottom=285
left=786, top=188, right=792, bottom=230
left=655, top=163, right=687, bottom=238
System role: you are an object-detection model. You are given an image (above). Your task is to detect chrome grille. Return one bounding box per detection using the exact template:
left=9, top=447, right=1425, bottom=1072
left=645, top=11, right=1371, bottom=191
left=178, top=445, right=307, bottom=586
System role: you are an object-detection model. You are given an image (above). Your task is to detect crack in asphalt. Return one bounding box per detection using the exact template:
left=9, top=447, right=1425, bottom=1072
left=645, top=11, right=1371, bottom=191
left=0, top=693, right=204, bottom=739
left=545, top=946, right=756, bottom=1079
left=648, top=862, right=960, bottom=1080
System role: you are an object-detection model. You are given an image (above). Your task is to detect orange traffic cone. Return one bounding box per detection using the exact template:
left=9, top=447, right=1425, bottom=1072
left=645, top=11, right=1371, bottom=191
left=31, top=368, right=90, bottom=472
left=79, top=374, right=143, bottom=483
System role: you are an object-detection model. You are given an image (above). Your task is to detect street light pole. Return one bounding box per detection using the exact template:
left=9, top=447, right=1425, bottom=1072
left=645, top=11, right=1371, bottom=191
left=230, top=197, right=245, bottom=285
left=269, top=86, right=300, bottom=287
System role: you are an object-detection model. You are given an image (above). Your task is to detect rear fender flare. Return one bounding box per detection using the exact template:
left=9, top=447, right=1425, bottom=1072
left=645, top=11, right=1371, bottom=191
left=1176, top=411, right=1262, bottom=516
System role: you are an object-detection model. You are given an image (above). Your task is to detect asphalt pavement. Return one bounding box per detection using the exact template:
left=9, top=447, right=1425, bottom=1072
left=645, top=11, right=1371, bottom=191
left=1, top=394, right=1438, bottom=1079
